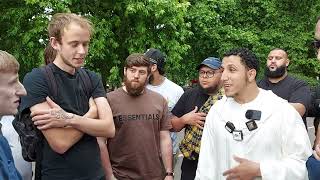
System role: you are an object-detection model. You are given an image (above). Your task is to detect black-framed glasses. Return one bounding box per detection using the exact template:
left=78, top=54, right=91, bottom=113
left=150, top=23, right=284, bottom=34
left=313, top=39, right=320, bottom=50
left=199, top=70, right=219, bottom=78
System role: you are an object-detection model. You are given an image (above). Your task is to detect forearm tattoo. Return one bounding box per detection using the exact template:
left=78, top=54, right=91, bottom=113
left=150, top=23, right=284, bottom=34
left=51, top=109, right=74, bottom=119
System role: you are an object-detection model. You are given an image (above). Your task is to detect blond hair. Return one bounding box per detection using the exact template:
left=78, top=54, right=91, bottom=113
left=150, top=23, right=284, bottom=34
left=0, top=50, right=19, bottom=73
left=48, top=13, right=93, bottom=42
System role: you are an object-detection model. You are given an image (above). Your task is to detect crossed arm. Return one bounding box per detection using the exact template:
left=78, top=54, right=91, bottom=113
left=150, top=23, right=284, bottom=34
left=30, top=96, right=115, bottom=154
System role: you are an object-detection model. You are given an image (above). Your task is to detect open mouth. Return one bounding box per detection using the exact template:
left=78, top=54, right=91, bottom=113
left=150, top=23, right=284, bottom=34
left=269, top=66, right=276, bottom=70
left=14, top=99, right=20, bottom=106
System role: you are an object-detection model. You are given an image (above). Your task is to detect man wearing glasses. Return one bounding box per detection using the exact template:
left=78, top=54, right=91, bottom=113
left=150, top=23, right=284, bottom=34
left=171, top=57, right=223, bottom=180
left=307, top=16, right=320, bottom=180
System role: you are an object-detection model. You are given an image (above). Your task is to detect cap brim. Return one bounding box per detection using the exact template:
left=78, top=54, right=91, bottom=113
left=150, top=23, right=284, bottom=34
left=197, top=63, right=219, bottom=70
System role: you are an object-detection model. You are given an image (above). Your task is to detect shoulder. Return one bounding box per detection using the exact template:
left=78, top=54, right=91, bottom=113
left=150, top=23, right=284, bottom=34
left=146, top=88, right=166, bottom=100
left=23, top=67, right=44, bottom=83
left=164, top=78, right=184, bottom=93
left=259, top=89, right=291, bottom=115
left=263, top=88, right=303, bottom=122
left=22, top=67, right=48, bottom=91
left=80, top=68, right=100, bottom=80
left=106, top=88, right=124, bottom=106
left=286, top=75, right=308, bottom=87
left=182, top=86, right=201, bottom=97
left=257, top=77, right=268, bottom=88
left=260, top=88, right=287, bottom=102
left=165, top=78, right=184, bottom=97
left=107, top=88, right=122, bottom=98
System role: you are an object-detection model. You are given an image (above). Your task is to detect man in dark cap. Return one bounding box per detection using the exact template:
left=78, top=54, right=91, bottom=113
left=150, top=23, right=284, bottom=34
left=171, top=57, right=224, bottom=180
left=145, top=48, right=184, bottom=165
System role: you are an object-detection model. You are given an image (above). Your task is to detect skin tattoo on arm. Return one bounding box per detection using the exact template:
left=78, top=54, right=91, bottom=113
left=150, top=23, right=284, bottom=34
left=50, top=109, right=74, bottom=120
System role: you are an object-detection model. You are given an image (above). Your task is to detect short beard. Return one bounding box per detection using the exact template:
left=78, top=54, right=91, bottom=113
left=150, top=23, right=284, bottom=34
left=148, top=74, right=154, bottom=84
left=199, top=83, right=219, bottom=95
left=264, top=65, right=286, bottom=78
left=124, top=76, right=146, bottom=96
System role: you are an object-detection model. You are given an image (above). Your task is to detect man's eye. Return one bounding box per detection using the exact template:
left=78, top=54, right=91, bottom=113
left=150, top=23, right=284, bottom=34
left=71, top=43, right=78, bottom=47
left=207, top=72, right=214, bottom=76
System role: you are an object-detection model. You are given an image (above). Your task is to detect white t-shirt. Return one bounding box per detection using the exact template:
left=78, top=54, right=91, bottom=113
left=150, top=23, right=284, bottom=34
left=1, top=116, right=32, bottom=180
left=147, top=78, right=184, bottom=111
left=195, top=88, right=312, bottom=180
left=147, top=77, right=184, bottom=154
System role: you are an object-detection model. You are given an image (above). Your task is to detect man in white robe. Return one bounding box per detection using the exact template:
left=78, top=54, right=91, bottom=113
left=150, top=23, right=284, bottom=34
left=195, top=48, right=312, bottom=180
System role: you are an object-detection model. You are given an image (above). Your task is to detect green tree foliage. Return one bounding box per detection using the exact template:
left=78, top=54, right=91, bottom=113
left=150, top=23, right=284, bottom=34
left=1, top=0, right=320, bottom=87
left=1, top=0, right=191, bottom=89
left=186, top=0, right=320, bottom=85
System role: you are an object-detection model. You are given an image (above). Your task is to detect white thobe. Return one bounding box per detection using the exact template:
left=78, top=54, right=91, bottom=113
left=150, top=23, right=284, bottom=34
left=195, top=89, right=312, bottom=180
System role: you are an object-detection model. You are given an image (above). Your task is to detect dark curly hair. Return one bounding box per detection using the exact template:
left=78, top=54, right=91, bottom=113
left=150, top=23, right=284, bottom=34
left=223, top=48, right=259, bottom=73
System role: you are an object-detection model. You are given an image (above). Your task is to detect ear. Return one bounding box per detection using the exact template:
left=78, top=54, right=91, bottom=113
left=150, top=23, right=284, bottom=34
left=285, top=58, right=290, bottom=67
left=123, top=67, right=127, bottom=76
left=247, top=69, right=257, bottom=82
left=50, top=37, right=60, bottom=51
left=151, top=64, right=157, bottom=72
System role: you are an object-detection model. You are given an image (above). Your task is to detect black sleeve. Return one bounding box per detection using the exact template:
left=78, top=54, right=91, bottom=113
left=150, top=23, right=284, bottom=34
left=171, top=91, right=188, bottom=117
left=87, top=70, right=106, bottom=98
left=19, top=68, right=49, bottom=112
left=309, top=85, right=320, bottom=117
left=289, top=80, right=311, bottom=110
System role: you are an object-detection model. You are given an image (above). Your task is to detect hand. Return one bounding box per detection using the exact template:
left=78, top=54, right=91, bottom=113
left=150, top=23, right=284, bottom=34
left=313, top=144, right=320, bottom=160
left=164, top=175, right=174, bottom=180
left=181, top=106, right=206, bottom=129
left=31, top=97, right=73, bottom=130
left=223, top=156, right=261, bottom=180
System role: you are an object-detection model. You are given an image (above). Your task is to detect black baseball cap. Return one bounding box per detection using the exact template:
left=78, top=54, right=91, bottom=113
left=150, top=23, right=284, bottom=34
left=144, top=48, right=166, bottom=71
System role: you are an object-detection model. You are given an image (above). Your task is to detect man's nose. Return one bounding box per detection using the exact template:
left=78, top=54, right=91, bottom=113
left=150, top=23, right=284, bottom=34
left=133, top=72, right=140, bottom=78
left=77, top=45, right=86, bottom=54
left=16, top=82, right=27, bottom=97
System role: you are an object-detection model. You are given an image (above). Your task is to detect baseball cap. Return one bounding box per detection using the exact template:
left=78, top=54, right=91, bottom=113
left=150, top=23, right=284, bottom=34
left=197, top=57, right=222, bottom=70
left=144, top=48, right=166, bottom=71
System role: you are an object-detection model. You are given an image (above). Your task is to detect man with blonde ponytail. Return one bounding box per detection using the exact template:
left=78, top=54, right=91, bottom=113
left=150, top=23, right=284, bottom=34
left=19, top=13, right=115, bottom=180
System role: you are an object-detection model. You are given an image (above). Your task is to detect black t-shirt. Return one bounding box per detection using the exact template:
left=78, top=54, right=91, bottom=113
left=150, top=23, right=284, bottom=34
left=258, top=75, right=311, bottom=113
left=171, top=85, right=209, bottom=118
left=20, top=64, right=106, bottom=180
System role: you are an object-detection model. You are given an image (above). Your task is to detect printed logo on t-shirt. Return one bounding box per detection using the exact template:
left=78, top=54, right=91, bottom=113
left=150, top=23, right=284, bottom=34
left=114, top=114, right=160, bottom=123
